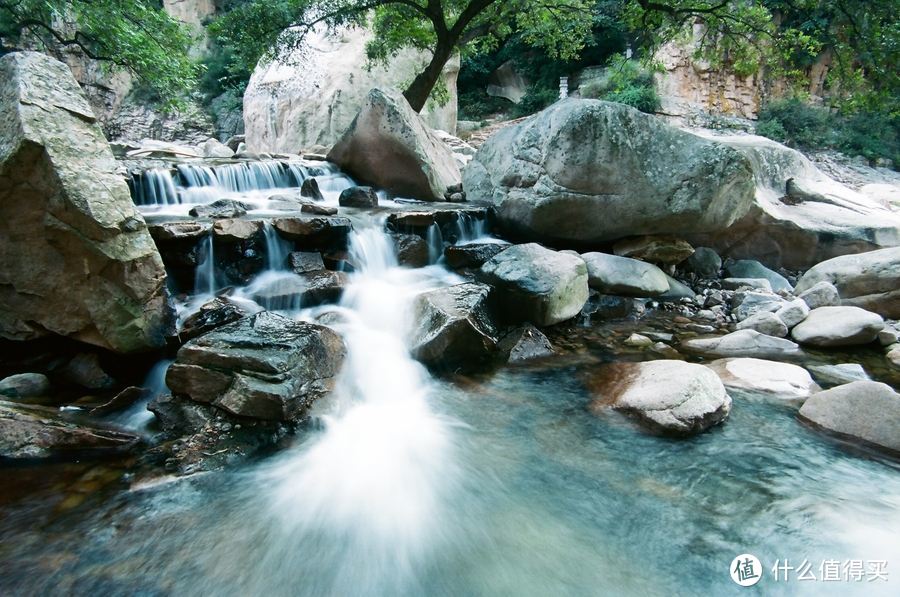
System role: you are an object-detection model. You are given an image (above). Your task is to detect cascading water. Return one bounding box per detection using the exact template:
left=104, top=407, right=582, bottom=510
left=262, top=222, right=291, bottom=271
left=194, top=234, right=219, bottom=296
left=426, top=222, right=444, bottom=264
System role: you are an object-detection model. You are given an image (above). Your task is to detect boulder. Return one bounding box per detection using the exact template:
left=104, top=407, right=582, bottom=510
left=681, top=329, right=801, bottom=359
left=463, top=99, right=756, bottom=245
left=736, top=311, right=789, bottom=338
left=722, top=278, right=773, bottom=292
left=250, top=271, right=349, bottom=310
left=213, top=219, right=263, bottom=242
left=588, top=360, right=731, bottom=435
left=612, top=236, right=694, bottom=265
left=659, top=275, right=696, bottom=301
left=338, top=186, right=379, bottom=208
left=791, top=306, right=884, bottom=347
left=807, top=363, right=870, bottom=387
left=301, top=203, right=338, bottom=216
left=498, top=324, right=555, bottom=363
left=685, top=246, right=722, bottom=278
left=444, top=242, right=509, bottom=270
left=794, top=247, right=900, bottom=318
left=774, top=299, right=810, bottom=329
left=62, top=353, right=115, bottom=390
left=328, top=88, right=461, bottom=201
left=581, top=253, right=670, bottom=297
left=0, top=373, right=50, bottom=399
left=391, top=233, right=430, bottom=268
left=288, top=251, right=326, bottom=274
left=724, top=259, right=793, bottom=292
left=272, top=216, right=352, bottom=249
left=798, top=280, right=841, bottom=310
left=887, top=344, right=900, bottom=369
left=180, top=297, right=247, bottom=341
left=189, top=199, right=248, bottom=219
left=478, top=243, right=589, bottom=326
left=0, top=52, right=172, bottom=352
left=798, top=381, right=900, bottom=456
left=0, top=401, right=139, bottom=459
left=409, top=283, right=498, bottom=367
left=199, top=137, right=234, bottom=158
left=732, top=291, right=785, bottom=321
left=706, top=358, right=819, bottom=400
left=300, top=177, right=324, bottom=201
left=166, top=312, right=345, bottom=421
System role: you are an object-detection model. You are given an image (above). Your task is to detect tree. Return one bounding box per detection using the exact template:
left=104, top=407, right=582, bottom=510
left=210, top=0, right=597, bottom=112
left=0, top=0, right=199, bottom=104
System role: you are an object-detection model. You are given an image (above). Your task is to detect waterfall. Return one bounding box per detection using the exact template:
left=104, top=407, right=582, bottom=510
left=426, top=222, right=444, bottom=264
left=263, top=223, right=460, bottom=594
left=453, top=213, right=487, bottom=244
left=194, top=235, right=219, bottom=295
left=263, top=222, right=292, bottom=271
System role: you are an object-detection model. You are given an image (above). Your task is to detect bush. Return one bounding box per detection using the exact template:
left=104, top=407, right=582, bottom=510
left=577, top=58, right=660, bottom=114
left=756, top=99, right=831, bottom=148
left=510, top=85, right=559, bottom=118
left=605, top=85, right=660, bottom=114
left=458, top=90, right=512, bottom=120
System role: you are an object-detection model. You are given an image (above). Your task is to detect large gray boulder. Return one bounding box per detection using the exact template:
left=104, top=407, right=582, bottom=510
left=409, top=283, right=498, bottom=367
left=328, top=88, right=461, bottom=201
left=724, top=259, right=793, bottom=292
left=588, top=360, right=732, bottom=435
left=706, top=358, right=819, bottom=400
left=166, top=312, right=345, bottom=421
left=798, top=381, right=900, bottom=456
left=580, top=252, right=670, bottom=297
left=790, top=306, right=883, bottom=347
left=0, top=52, right=172, bottom=352
left=681, top=329, right=801, bottom=359
left=794, top=247, right=900, bottom=318
left=463, top=99, right=756, bottom=245
left=478, top=243, right=589, bottom=326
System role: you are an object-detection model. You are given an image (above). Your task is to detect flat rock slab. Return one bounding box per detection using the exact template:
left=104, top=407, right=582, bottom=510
left=706, top=358, right=820, bottom=400
left=681, top=330, right=801, bottom=359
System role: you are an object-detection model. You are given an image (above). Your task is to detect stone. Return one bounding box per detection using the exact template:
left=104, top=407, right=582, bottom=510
left=887, top=345, right=900, bottom=369
left=798, top=381, right=900, bottom=456
left=624, top=333, right=654, bottom=348
left=392, top=234, right=430, bottom=268
left=791, top=306, right=884, bottom=347
left=463, top=99, right=756, bottom=245
left=794, top=247, right=900, bottom=318
left=0, top=373, right=50, bottom=399
left=288, top=251, right=326, bottom=274
left=199, top=137, right=234, bottom=158
left=328, top=88, right=461, bottom=201
left=213, top=219, right=263, bottom=242
left=409, top=283, right=498, bottom=368
left=612, top=236, right=694, bottom=265
left=443, top=242, right=509, bottom=270
left=0, top=52, right=172, bottom=353
left=478, top=243, right=589, bottom=326
left=301, top=203, right=338, bottom=216
left=189, top=199, right=248, bottom=219
left=272, top=216, right=352, bottom=249
left=685, top=247, right=722, bottom=278
left=148, top=221, right=212, bottom=242
left=180, top=298, right=247, bottom=341
left=300, top=177, right=324, bottom=201
left=681, top=330, right=801, bottom=359
left=732, top=291, right=786, bottom=321
left=89, top=386, right=146, bottom=416
left=798, top=280, right=841, bottom=310
left=62, top=353, right=115, bottom=390
left=658, top=275, right=696, bottom=301
left=706, top=358, right=820, bottom=400
left=878, top=327, right=900, bottom=347
left=724, top=259, right=793, bottom=292
left=722, top=278, right=773, bottom=292
left=498, top=324, right=555, bottom=363
left=736, top=311, right=789, bottom=338
left=251, top=271, right=349, bottom=310
left=775, top=299, right=810, bottom=329
left=588, top=360, right=731, bottom=435
left=807, top=364, right=870, bottom=387
left=338, top=186, right=379, bottom=208
left=0, top=401, right=139, bottom=459
left=581, top=253, right=670, bottom=297
left=166, top=312, right=345, bottom=421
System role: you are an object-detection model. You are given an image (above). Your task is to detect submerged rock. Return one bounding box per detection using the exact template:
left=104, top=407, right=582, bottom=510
left=479, top=243, right=589, bottom=326
left=791, top=306, right=883, bottom=347
left=588, top=360, right=731, bottom=435
left=807, top=363, right=870, bottom=387
left=499, top=324, right=555, bottom=363
left=581, top=253, right=670, bottom=297
left=328, top=88, right=461, bottom=201
left=166, top=312, right=345, bottom=421
left=798, top=381, right=900, bottom=456
left=681, top=330, right=801, bottom=359
left=706, top=358, right=819, bottom=400
left=0, top=52, right=172, bottom=352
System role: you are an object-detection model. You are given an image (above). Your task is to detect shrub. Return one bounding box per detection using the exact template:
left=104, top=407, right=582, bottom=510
left=578, top=58, right=660, bottom=114
left=756, top=99, right=830, bottom=148
left=510, top=85, right=559, bottom=118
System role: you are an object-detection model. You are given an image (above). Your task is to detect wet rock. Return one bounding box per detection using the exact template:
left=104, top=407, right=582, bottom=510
left=300, top=177, right=324, bottom=201
left=878, top=326, right=900, bottom=347
left=499, top=324, right=555, bottom=363
left=588, top=360, right=731, bottom=435
left=0, top=401, right=139, bottom=459
left=725, top=259, right=793, bottom=292
left=90, top=386, right=146, bottom=416
left=722, top=278, right=773, bottom=292
left=794, top=247, right=900, bottom=318
left=148, top=221, right=213, bottom=242
left=410, top=283, right=498, bottom=368
left=775, top=299, right=810, bottom=329
left=272, top=216, right=352, bottom=249
left=180, top=298, right=247, bottom=341
left=62, top=353, right=115, bottom=391
left=797, top=280, right=841, bottom=310
left=0, top=373, right=51, bottom=399
left=166, top=312, right=346, bottom=421
left=791, top=306, right=884, bottom=347
left=301, top=203, right=338, bottom=216
left=199, top=137, right=234, bottom=158
left=686, top=247, right=722, bottom=278
left=732, top=291, right=785, bottom=321
left=807, top=364, right=870, bottom=387
left=213, top=219, right=263, bottom=242
left=706, top=358, right=819, bottom=400
left=624, top=333, right=654, bottom=348
left=736, top=311, right=789, bottom=338
left=681, top=330, right=801, bottom=359
left=288, top=251, right=326, bottom=274
left=328, top=88, right=461, bottom=201
left=189, top=199, right=248, bottom=219
left=444, top=242, right=509, bottom=270
left=392, top=234, right=430, bottom=268
left=612, top=236, right=694, bottom=266
left=479, top=243, right=589, bottom=326
left=659, top=275, right=696, bottom=301
left=581, top=253, right=669, bottom=297
left=798, top=381, right=900, bottom=456
left=338, top=186, right=379, bottom=208
left=148, top=393, right=217, bottom=436
left=251, top=272, right=349, bottom=310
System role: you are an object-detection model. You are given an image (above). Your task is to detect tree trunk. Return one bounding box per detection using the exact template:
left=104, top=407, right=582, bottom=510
left=403, top=39, right=454, bottom=112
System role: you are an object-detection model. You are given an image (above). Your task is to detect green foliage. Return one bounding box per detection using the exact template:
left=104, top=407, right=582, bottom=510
left=0, top=0, right=199, bottom=106
left=578, top=57, right=660, bottom=113
left=510, top=85, right=559, bottom=118
left=457, top=90, right=511, bottom=121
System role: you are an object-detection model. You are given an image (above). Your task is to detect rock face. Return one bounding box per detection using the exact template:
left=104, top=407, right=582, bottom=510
left=794, top=248, right=900, bottom=318
left=478, top=243, right=589, bottom=326
left=328, top=88, right=461, bottom=201
left=706, top=358, right=819, bottom=400
left=0, top=52, right=172, bottom=352
left=409, top=283, right=498, bottom=368
left=463, top=99, right=755, bottom=245
left=798, top=381, right=900, bottom=456
left=243, top=26, right=458, bottom=153
left=166, top=312, right=345, bottom=421
left=791, top=306, right=883, bottom=347
left=581, top=252, right=670, bottom=297
left=588, top=360, right=732, bottom=435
